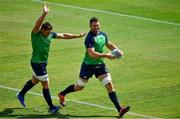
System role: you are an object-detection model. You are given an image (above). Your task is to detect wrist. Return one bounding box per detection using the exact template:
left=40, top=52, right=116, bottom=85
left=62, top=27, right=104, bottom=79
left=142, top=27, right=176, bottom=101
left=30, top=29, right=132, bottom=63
left=77, top=35, right=80, bottom=38
left=77, top=34, right=82, bottom=38
left=43, top=12, right=48, bottom=16
left=101, top=53, right=107, bottom=58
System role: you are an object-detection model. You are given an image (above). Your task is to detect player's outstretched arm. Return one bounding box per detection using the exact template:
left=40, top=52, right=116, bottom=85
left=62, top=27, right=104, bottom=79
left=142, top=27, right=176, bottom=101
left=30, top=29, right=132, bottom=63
left=32, top=3, right=49, bottom=33
left=56, top=32, right=86, bottom=39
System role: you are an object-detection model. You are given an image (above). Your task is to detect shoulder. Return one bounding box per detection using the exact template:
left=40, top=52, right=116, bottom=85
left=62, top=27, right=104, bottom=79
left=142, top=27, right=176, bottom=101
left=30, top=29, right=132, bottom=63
left=99, top=31, right=108, bottom=43
left=86, top=31, right=94, bottom=39
left=50, top=31, right=57, bottom=36
left=84, top=32, right=95, bottom=48
left=99, top=31, right=107, bottom=36
left=31, top=31, right=40, bottom=35
left=85, top=31, right=95, bottom=42
left=99, top=31, right=108, bottom=40
left=48, top=32, right=57, bottom=38
left=31, top=31, right=41, bottom=37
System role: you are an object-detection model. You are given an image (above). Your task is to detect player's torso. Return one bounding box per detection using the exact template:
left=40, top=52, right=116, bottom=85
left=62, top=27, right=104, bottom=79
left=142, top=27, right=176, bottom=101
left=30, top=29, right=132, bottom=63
left=84, top=31, right=107, bottom=65
left=94, top=34, right=106, bottom=53
left=31, top=32, right=54, bottom=63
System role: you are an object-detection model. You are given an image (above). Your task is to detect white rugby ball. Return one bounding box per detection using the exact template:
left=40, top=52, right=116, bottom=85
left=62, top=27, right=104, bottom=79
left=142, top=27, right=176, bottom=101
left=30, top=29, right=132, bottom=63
left=111, top=49, right=122, bottom=59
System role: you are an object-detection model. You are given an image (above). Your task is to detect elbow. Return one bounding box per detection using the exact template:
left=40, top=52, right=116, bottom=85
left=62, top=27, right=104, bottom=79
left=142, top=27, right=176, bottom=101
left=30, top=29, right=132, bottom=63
left=89, top=53, right=95, bottom=58
left=88, top=52, right=97, bottom=58
left=88, top=52, right=104, bottom=58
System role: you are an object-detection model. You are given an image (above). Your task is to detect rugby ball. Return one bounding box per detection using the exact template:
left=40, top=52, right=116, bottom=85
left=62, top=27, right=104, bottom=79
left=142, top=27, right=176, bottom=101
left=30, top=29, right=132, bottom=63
left=111, top=48, right=122, bottom=59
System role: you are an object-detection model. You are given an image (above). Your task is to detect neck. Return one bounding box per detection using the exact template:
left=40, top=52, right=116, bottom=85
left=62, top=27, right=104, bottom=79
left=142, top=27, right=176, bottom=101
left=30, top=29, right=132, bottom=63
left=91, top=30, right=99, bottom=35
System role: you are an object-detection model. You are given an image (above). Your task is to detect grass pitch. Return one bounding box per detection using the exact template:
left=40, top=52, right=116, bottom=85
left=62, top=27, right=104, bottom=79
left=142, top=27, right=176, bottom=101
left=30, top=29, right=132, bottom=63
left=0, top=0, right=180, bottom=118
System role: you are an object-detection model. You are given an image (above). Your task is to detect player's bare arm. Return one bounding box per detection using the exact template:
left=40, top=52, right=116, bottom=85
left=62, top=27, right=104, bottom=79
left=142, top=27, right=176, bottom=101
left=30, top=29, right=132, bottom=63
left=106, top=41, right=118, bottom=50
left=32, top=3, right=49, bottom=33
left=87, top=47, right=114, bottom=59
left=106, top=41, right=124, bottom=56
left=56, top=32, right=86, bottom=39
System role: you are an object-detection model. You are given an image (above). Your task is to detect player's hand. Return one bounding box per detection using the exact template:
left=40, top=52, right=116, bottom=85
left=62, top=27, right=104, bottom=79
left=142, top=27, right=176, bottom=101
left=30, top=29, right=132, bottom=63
left=117, top=49, right=123, bottom=56
left=105, top=52, right=116, bottom=60
left=43, top=3, right=49, bottom=14
left=78, top=32, right=86, bottom=38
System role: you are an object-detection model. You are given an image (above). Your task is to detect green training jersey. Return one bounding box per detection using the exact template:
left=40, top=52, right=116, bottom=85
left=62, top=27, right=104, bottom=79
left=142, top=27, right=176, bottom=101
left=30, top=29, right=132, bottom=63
left=83, top=31, right=108, bottom=65
left=31, top=31, right=57, bottom=63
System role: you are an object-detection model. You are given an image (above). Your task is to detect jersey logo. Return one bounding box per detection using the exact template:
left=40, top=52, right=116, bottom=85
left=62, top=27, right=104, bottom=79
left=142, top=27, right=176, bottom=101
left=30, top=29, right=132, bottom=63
left=83, top=76, right=87, bottom=79
left=94, top=35, right=106, bottom=46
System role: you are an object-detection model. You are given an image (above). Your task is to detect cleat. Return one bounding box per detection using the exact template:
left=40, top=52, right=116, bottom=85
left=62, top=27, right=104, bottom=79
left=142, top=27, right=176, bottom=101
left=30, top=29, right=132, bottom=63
left=49, top=106, right=60, bottom=113
left=58, top=93, right=66, bottom=107
left=16, top=92, right=26, bottom=107
left=119, top=106, right=130, bottom=118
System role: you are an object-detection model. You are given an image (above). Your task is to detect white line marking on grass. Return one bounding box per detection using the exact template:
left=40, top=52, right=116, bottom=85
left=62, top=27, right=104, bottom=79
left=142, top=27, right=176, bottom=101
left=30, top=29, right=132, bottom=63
left=31, top=0, right=180, bottom=27
left=0, top=85, right=159, bottom=118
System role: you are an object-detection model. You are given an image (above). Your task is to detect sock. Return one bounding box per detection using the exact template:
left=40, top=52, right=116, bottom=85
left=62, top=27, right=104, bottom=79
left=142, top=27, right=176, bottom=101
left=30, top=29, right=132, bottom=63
left=60, top=84, right=75, bottom=96
left=19, top=80, right=35, bottom=96
left=108, top=91, right=121, bottom=112
left=43, top=88, right=54, bottom=110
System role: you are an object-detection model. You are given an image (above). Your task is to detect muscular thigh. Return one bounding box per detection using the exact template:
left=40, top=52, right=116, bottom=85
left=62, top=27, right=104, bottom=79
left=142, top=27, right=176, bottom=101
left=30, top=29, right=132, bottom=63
left=41, top=81, right=49, bottom=89
left=31, top=62, right=49, bottom=81
left=94, top=63, right=109, bottom=78
left=79, top=62, right=94, bottom=80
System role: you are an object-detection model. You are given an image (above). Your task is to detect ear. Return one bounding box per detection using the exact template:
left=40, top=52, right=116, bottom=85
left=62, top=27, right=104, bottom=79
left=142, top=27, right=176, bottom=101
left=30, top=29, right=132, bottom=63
left=89, top=24, right=92, bottom=28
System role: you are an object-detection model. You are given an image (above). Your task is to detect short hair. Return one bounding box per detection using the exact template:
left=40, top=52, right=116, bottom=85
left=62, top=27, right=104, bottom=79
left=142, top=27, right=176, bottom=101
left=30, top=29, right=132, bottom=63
left=89, top=17, right=99, bottom=25
left=41, top=22, right=53, bottom=30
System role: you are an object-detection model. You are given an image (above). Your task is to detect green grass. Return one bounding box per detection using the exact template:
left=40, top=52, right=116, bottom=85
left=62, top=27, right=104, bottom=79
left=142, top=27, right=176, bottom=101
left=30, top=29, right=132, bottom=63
left=0, top=0, right=180, bottom=118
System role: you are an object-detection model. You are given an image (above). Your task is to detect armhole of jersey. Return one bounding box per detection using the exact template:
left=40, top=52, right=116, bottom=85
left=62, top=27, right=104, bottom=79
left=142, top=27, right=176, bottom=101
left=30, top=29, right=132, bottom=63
left=51, top=32, right=57, bottom=38
left=31, top=31, right=39, bottom=38
left=85, top=36, right=95, bottom=48
left=104, top=33, right=108, bottom=44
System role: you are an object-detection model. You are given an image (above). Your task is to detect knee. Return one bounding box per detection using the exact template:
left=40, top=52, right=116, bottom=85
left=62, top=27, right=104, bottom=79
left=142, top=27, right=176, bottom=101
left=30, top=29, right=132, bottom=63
left=105, top=82, right=115, bottom=93
left=74, top=84, right=84, bottom=91
left=32, top=76, right=39, bottom=85
left=101, top=76, right=115, bottom=93
left=101, top=75, right=112, bottom=86
left=75, top=79, right=87, bottom=91
left=41, top=81, right=49, bottom=89
left=105, top=82, right=115, bottom=92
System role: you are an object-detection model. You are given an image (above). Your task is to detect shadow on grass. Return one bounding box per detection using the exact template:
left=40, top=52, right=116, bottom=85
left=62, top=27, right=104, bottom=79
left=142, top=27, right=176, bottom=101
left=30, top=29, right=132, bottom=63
left=0, top=108, right=119, bottom=118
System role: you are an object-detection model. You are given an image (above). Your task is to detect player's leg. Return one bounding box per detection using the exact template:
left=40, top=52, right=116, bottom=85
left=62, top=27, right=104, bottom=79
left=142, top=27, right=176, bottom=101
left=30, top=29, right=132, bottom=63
left=18, top=62, right=44, bottom=98
left=18, top=76, right=39, bottom=97
left=95, top=64, right=121, bottom=111
left=17, top=75, right=39, bottom=107
left=98, top=74, right=130, bottom=117
left=60, top=78, right=87, bottom=96
left=40, top=80, right=60, bottom=113
left=34, top=62, right=60, bottom=113
left=41, top=80, right=53, bottom=110
left=98, top=73, right=122, bottom=111
left=100, top=74, right=121, bottom=109
left=58, top=62, right=91, bottom=106
left=58, top=78, right=88, bottom=106
left=96, top=64, right=130, bottom=117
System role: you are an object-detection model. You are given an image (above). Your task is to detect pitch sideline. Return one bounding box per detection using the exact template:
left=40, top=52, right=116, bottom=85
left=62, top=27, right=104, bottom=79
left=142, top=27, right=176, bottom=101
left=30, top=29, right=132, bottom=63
left=0, top=85, right=159, bottom=118
left=31, top=0, right=180, bottom=27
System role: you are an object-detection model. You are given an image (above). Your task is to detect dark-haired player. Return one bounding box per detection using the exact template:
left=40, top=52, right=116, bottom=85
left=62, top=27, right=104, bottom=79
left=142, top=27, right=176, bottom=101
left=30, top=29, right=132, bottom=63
left=58, top=17, right=130, bottom=117
left=17, top=3, right=85, bottom=113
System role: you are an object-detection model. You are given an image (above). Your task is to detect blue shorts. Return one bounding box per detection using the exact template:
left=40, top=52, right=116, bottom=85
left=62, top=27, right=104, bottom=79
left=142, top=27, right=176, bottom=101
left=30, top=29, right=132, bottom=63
left=79, top=62, right=109, bottom=80
left=31, top=62, right=47, bottom=76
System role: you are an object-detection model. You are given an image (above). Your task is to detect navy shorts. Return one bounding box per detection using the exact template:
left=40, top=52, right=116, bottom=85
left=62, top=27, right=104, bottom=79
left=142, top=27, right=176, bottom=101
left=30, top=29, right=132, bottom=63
left=31, top=62, right=47, bottom=76
left=79, top=62, right=109, bottom=80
